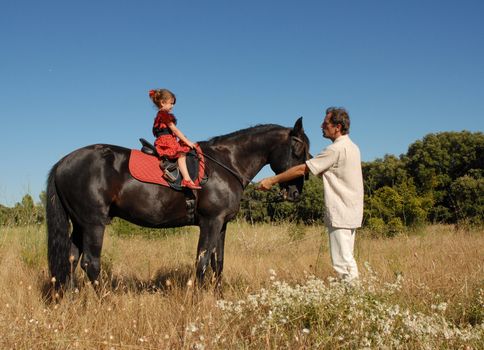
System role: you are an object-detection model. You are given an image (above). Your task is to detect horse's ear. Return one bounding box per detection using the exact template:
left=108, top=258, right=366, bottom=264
left=291, top=117, right=304, bottom=135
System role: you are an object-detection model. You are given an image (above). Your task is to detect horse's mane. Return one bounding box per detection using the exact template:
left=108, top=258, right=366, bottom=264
left=204, top=124, right=284, bottom=145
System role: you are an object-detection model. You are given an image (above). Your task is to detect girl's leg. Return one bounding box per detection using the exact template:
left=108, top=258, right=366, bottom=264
left=178, top=154, right=201, bottom=189
left=177, top=154, right=192, bottom=182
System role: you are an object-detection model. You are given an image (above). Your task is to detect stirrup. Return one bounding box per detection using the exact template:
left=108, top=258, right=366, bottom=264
left=160, top=160, right=178, bottom=182
left=163, top=171, right=177, bottom=183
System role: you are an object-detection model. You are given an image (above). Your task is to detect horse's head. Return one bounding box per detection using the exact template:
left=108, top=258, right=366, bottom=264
left=269, top=117, right=310, bottom=202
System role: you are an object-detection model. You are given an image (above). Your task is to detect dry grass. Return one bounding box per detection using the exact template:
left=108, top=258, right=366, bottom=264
left=0, top=223, right=482, bottom=349
left=358, top=225, right=484, bottom=323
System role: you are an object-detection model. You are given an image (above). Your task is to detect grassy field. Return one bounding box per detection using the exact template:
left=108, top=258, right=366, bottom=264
left=0, top=223, right=482, bottom=349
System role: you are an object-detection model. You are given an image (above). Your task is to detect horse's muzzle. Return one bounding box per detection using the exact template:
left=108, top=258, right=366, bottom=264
left=279, top=186, right=301, bottom=202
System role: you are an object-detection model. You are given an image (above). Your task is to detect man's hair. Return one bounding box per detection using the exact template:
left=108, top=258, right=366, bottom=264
left=326, top=107, right=350, bottom=135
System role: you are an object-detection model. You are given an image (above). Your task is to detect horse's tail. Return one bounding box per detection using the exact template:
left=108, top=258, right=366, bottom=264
left=46, top=164, right=71, bottom=289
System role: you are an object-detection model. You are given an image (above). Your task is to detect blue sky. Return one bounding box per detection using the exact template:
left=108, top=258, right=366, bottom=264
left=1, top=0, right=483, bottom=206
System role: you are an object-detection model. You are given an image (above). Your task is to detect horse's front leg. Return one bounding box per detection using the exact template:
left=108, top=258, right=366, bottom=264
left=195, top=217, right=224, bottom=288
left=210, top=222, right=227, bottom=295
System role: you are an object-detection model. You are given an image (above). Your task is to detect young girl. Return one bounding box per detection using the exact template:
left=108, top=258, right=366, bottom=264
left=149, top=89, right=201, bottom=190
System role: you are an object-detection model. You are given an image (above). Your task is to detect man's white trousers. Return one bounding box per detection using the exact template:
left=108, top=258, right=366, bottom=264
left=328, top=226, right=359, bottom=280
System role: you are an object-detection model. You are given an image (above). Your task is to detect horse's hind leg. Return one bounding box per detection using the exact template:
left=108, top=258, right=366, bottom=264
left=67, top=222, right=83, bottom=287
left=79, top=224, right=106, bottom=285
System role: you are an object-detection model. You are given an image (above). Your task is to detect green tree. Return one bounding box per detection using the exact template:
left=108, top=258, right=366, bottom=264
left=294, top=175, right=324, bottom=224
left=0, top=195, right=45, bottom=226
left=362, top=154, right=407, bottom=193
left=366, top=186, right=403, bottom=224
left=239, top=175, right=324, bottom=224
left=396, top=179, right=433, bottom=227
left=238, top=184, right=275, bottom=223
left=266, top=187, right=298, bottom=222
left=449, top=174, right=484, bottom=224
left=405, top=131, right=484, bottom=223
left=0, top=204, right=10, bottom=226
left=14, top=195, right=44, bottom=225
left=364, top=180, right=432, bottom=234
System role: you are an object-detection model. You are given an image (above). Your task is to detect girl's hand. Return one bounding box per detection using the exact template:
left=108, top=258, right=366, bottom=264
left=186, top=141, right=196, bottom=149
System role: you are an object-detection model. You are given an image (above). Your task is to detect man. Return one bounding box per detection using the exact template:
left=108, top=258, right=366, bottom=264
left=258, top=107, right=364, bottom=281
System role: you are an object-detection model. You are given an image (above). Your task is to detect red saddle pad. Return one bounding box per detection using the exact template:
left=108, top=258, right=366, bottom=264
left=129, top=150, right=168, bottom=186
left=128, top=147, right=205, bottom=187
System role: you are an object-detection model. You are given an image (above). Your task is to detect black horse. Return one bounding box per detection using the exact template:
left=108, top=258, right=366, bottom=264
left=46, top=118, right=309, bottom=291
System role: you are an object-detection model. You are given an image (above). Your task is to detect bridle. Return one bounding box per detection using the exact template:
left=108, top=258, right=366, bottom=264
left=199, top=135, right=309, bottom=189
left=291, top=136, right=311, bottom=161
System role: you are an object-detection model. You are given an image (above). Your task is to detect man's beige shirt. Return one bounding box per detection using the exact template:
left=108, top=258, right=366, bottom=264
left=306, top=135, right=364, bottom=228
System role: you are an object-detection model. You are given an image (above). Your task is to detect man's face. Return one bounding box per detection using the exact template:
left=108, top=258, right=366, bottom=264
left=321, top=113, right=340, bottom=141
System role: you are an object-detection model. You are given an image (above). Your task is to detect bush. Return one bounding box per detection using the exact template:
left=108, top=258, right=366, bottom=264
left=366, top=217, right=386, bottom=236
left=387, top=217, right=404, bottom=237
left=0, top=194, right=44, bottom=226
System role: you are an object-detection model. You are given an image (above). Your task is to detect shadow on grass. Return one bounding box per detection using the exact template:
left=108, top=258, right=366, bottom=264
left=39, top=262, right=255, bottom=303
left=39, top=263, right=198, bottom=301
left=108, top=263, right=197, bottom=294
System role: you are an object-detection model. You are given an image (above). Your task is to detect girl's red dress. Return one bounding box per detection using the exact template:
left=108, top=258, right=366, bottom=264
left=153, top=110, right=190, bottom=159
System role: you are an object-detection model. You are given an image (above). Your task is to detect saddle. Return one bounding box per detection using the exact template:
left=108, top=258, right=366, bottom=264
left=129, top=138, right=207, bottom=191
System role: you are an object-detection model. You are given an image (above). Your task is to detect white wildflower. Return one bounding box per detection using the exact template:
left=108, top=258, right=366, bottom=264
left=193, top=343, right=205, bottom=350
left=186, top=323, right=199, bottom=333
left=437, top=302, right=448, bottom=312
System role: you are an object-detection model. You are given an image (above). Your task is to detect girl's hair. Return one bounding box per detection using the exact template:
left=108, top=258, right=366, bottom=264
left=149, top=89, right=176, bottom=108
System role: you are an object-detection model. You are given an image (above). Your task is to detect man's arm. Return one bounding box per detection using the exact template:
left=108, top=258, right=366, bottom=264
left=258, top=163, right=309, bottom=190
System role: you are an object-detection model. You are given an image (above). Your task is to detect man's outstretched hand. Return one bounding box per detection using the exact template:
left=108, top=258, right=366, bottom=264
left=257, top=177, right=275, bottom=191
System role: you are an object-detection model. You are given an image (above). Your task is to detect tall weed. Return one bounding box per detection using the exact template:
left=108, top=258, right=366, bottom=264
left=0, top=223, right=482, bottom=349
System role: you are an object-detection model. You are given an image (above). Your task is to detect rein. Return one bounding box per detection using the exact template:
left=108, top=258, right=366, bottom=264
left=199, top=151, right=254, bottom=188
